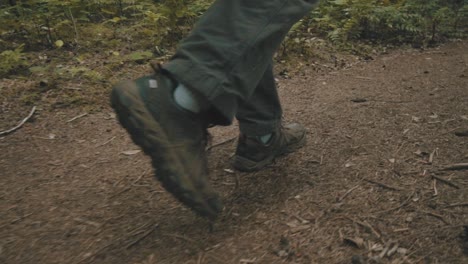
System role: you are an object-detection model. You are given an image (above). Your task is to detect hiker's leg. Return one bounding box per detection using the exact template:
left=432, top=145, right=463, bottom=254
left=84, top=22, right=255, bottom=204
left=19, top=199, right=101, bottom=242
left=111, top=0, right=317, bottom=219
left=233, top=63, right=306, bottom=172
left=163, top=0, right=318, bottom=125
left=236, top=62, right=282, bottom=136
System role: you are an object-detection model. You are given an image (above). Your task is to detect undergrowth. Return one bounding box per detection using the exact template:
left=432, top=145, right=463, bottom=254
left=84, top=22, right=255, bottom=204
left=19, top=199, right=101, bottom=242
left=0, top=0, right=466, bottom=107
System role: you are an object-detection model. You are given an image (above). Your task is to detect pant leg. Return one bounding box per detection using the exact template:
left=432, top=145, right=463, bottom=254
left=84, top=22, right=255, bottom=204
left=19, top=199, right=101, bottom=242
left=163, top=0, right=317, bottom=125
left=236, top=62, right=282, bottom=136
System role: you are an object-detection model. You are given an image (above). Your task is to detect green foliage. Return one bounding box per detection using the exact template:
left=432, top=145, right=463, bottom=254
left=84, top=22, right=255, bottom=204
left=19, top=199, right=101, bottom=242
left=0, top=45, right=26, bottom=77
left=0, top=0, right=214, bottom=51
left=311, top=0, right=468, bottom=47
left=0, top=0, right=466, bottom=80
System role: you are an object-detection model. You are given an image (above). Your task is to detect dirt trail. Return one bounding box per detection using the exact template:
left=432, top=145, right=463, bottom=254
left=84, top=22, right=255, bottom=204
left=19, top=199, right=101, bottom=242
left=1, top=41, right=467, bottom=264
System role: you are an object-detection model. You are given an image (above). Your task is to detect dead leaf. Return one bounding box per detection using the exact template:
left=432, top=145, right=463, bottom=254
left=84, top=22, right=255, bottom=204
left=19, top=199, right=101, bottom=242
left=414, top=150, right=429, bottom=157
left=389, top=158, right=396, bottom=163
left=290, top=225, right=311, bottom=234
left=240, top=258, right=256, bottom=263
left=344, top=237, right=365, bottom=249
left=387, top=243, right=399, bottom=257
left=286, top=220, right=300, bottom=228
left=370, top=243, right=384, bottom=252
left=121, top=150, right=141, bottom=156
left=397, top=248, right=408, bottom=255
left=223, top=169, right=234, bottom=174
left=54, top=40, right=64, bottom=48
left=277, top=250, right=288, bottom=257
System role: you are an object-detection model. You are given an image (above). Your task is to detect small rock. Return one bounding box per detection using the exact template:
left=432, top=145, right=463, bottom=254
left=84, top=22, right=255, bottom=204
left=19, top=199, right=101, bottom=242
left=351, top=98, right=367, bottom=103
left=351, top=255, right=366, bottom=264
left=454, top=129, right=468, bottom=137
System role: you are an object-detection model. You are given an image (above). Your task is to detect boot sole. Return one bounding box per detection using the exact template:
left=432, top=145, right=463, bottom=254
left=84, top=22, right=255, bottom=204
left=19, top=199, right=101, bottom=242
left=110, top=81, right=219, bottom=220
left=233, top=135, right=306, bottom=172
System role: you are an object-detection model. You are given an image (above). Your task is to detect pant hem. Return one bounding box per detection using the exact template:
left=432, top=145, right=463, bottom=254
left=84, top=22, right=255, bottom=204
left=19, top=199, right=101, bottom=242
left=238, top=119, right=281, bottom=136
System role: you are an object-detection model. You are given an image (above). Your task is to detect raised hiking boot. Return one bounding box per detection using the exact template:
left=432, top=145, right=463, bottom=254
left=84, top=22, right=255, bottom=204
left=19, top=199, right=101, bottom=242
left=233, top=123, right=306, bottom=172
left=110, top=67, right=222, bottom=221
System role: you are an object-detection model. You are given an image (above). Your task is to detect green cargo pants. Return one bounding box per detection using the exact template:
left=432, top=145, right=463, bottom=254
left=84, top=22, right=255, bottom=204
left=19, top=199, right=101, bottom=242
left=163, top=0, right=318, bottom=136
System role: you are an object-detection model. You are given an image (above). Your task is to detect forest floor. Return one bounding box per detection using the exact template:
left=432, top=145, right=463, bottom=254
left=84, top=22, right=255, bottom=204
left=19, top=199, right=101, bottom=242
left=1, top=41, right=467, bottom=264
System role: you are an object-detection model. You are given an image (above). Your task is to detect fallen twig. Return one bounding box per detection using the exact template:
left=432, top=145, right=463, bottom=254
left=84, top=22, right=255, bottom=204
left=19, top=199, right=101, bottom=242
left=206, top=136, right=236, bottom=151
left=347, top=217, right=381, bottom=239
left=364, top=178, right=402, bottom=191
left=97, top=136, right=116, bottom=147
left=125, top=224, right=159, bottom=249
left=338, top=184, right=360, bottom=202
left=374, top=191, right=415, bottom=214
left=109, top=187, right=131, bottom=198
left=437, top=127, right=462, bottom=137
left=354, top=76, right=373, bottom=80
left=75, top=241, right=115, bottom=264
left=428, top=148, right=437, bottom=164
left=445, top=202, right=468, bottom=208
left=0, top=212, right=35, bottom=230
left=75, top=221, right=157, bottom=263
left=132, top=169, right=148, bottom=186
left=421, top=210, right=450, bottom=225
left=74, top=217, right=101, bottom=228
left=432, top=175, right=460, bottom=189
left=441, top=163, right=468, bottom=171
left=163, top=233, right=201, bottom=248
left=0, top=106, right=36, bottom=136
left=67, top=112, right=88, bottom=123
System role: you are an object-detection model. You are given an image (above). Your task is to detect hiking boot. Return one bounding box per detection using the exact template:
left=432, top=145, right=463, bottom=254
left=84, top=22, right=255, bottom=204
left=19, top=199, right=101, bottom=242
left=110, top=67, right=222, bottom=220
left=233, top=123, right=306, bottom=172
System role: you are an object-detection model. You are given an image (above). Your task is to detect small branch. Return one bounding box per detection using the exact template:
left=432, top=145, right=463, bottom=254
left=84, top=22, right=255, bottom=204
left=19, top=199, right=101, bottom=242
left=432, top=175, right=460, bottom=189
left=364, top=178, right=402, bottom=191
left=96, top=136, right=116, bottom=147
left=132, top=169, right=148, bottom=186
left=109, top=187, right=131, bottom=198
left=10, top=212, right=33, bottom=224
left=374, top=191, right=414, bottom=214
left=206, top=136, right=236, bottom=151
left=125, top=224, right=159, bottom=249
left=67, top=113, right=88, bottom=123
left=436, top=127, right=462, bottom=137
left=68, top=7, right=79, bottom=44
left=74, top=217, right=101, bottom=228
left=428, top=148, right=437, bottom=164
left=421, top=210, right=450, bottom=225
left=441, top=163, right=468, bottom=171
left=0, top=106, right=36, bottom=136
left=354, top=76, right=373, bottom=80
left=446, top=202, right=468, bottom=208
left=347, top=217, right=381, bottom=239
left=338, top=185, right=360, bottom=202
left=163, top=233, right=201, bottom=247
